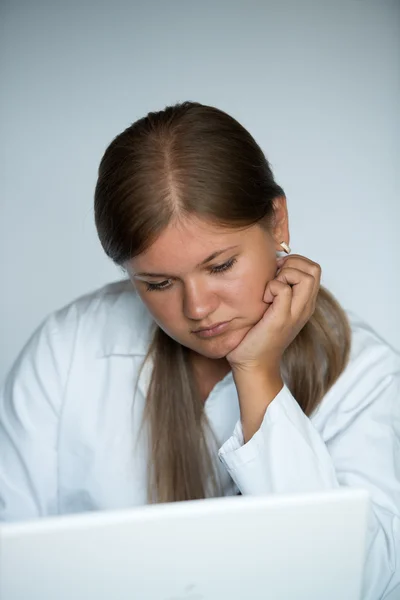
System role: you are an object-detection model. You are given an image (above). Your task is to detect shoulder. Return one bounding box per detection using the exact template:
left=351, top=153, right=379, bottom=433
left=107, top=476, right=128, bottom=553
left=312, top=309, right=400, bottom=423
left=345, top=309, right=400, bottom=375
left=48, top=278, right=154, bottom=357
left=3, top=279, right=154, bottom=407
left=6, top=280, right=153, bottom=381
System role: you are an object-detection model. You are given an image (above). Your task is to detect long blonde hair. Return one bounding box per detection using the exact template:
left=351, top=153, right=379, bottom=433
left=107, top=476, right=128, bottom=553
left=94, top=101, right=351, bottom=503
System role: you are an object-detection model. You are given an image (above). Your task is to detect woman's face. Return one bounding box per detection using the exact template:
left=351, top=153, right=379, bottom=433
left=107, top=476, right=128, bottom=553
left=126, top=216, right=281, bottom=361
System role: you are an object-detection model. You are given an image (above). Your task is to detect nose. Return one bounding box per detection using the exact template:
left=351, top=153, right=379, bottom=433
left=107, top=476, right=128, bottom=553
left=182, top=279, right=219, bottom=322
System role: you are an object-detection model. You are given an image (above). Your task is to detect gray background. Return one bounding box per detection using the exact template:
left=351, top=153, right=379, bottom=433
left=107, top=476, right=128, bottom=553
left=1, top=0, right=399, bottom=383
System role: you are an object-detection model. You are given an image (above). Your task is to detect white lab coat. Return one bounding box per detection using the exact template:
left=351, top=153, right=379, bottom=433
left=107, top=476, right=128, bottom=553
left=0, top=280, right=399, bottom=599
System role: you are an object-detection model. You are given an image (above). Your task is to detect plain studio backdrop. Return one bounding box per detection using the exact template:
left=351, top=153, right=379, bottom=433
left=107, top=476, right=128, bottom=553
left=0, top=0, right=399, bottom=384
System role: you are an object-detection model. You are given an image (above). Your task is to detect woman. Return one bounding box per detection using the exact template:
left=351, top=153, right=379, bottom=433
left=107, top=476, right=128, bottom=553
left=0, top=101, right=399, bottom=598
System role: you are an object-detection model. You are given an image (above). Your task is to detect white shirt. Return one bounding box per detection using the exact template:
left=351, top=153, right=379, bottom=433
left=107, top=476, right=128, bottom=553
left=1, top=279, right=399, bottom=599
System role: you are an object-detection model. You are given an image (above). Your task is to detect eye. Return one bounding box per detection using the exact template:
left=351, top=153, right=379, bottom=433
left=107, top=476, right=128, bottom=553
left=210, top=257, right=237, bottom=274
left=145, top=279, right=172, bottom=292
left=145, top=257, right=237, bottom=292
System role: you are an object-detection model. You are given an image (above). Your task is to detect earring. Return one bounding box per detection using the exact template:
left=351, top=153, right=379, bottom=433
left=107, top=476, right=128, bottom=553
left=280, top=241, right=291, bottom=254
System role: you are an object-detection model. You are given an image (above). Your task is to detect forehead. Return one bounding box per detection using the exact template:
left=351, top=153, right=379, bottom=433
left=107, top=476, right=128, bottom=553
left=128, top=217, right=252, bottom=275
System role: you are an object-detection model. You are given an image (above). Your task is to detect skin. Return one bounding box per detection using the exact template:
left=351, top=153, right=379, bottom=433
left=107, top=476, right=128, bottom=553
left=125, top=196, right=321, bottom=441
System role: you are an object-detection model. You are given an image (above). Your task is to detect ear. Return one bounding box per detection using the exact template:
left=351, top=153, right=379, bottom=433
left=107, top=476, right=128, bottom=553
left=271, top=196, right=290, bottom=251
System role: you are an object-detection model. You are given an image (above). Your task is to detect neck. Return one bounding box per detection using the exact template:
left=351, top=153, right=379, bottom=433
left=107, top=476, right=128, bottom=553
left=189, top=352, right=232, bottom=402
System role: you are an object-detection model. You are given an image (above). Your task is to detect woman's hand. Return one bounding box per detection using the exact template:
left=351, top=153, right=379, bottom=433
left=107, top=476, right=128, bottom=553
left=226, top=254, right=321, bottom=375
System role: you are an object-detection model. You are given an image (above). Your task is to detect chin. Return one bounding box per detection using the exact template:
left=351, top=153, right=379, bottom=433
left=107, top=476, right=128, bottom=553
left=195, top=328, right=249, bottom=360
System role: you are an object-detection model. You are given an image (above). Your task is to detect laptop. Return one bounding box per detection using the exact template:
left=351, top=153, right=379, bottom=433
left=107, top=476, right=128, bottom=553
left=0, top=488, right=369, bottom=600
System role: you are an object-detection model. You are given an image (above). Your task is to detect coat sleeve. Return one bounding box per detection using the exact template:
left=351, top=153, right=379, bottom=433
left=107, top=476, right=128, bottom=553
left=0, top=308, right=77, bottom=521
left=218, top=363, right=400, bottom=600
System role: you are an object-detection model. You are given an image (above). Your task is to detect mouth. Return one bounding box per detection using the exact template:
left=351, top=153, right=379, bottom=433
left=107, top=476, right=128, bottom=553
left=192, top=320, right=232, bottom=338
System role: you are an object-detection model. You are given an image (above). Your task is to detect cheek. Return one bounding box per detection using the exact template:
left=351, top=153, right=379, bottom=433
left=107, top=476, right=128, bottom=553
left=146, top=302, right=175, bottom=329
left=227, top=261, right=274, bottom=307
left=135, top=289, right=176, bottom=329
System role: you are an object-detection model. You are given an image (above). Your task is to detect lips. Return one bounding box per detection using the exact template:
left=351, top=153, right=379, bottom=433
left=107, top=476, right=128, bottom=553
left=193, top=321, right=228, bottom=333
left=192, top=320, right=232, bottom=338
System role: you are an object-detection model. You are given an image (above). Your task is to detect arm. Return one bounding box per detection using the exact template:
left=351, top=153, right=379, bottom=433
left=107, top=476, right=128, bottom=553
left=0, top=308, right=76, bottom=521
left=221, top=252, right=399, bottom=598
left=219, top=368, right=400, bottom=600
left=232, top=365, right=283, bottom=444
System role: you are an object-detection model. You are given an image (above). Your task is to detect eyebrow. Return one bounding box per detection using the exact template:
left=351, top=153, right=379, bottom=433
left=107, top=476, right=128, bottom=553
left=133, top=245, right=240, bottom=279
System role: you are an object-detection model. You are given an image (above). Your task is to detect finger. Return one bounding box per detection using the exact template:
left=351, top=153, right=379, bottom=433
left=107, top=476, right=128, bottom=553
left=277, top=253, right=317, bottom=266
left=276, top=254, right=321, bottom=273
left=277, top=253, right=320, bottom=271
left=276, top=257, right=321, bottom=296
left=263, top=279, right=293, bottom=320
left=275, top=266, right=315, bottom=290
left=274, top=267, right=316, bottom=319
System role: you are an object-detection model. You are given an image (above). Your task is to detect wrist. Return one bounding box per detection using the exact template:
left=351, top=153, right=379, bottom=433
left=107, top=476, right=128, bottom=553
left=232, top=368, right=283, bottom=397
left=232, top=367, right=284, bottom=443
left=231, top=359, right=282, bottom=383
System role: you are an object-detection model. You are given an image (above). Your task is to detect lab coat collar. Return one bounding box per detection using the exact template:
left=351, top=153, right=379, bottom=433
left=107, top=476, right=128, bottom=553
left=96, top=281, right=156, bottom=358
